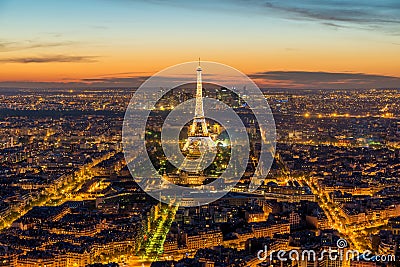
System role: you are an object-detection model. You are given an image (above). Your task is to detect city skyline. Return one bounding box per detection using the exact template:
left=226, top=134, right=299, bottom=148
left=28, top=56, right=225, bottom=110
left=0, top=0, right=399, bottom=89
left=1, top=86, right=400, bottom=266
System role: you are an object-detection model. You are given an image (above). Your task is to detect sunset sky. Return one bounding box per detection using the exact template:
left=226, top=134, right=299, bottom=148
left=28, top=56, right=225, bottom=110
left=0, top=0, right=399, bottom=89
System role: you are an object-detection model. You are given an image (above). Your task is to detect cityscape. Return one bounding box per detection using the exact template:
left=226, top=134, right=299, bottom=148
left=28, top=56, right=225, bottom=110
left=1, top=0, right=400, bottom=267
left=1, top=75, right=399, bottom=266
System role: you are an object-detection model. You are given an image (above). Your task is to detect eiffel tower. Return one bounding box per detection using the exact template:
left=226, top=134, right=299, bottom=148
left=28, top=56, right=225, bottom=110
left=182, top=59, right=215, bottom=152
left=181, top=59, right=216, bottom=175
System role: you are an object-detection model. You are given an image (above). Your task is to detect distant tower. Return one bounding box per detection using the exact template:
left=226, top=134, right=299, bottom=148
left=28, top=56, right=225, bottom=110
left=183, top=59, right=215, bottom=151
left=191, top=59, right=209, bottom=137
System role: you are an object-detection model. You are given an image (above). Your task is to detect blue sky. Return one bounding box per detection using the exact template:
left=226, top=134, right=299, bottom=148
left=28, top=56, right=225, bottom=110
left=0, top=0, right=399, bottom=88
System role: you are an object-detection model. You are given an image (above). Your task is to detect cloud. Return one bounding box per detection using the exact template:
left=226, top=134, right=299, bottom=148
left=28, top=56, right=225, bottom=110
left=321, top=22, right=348, bottom=29
left=0, top=41, right=17, bottom=50
left=143, top=0, right=400, bottom=33
left=81, top=76, right=149, bottom=84
left=83, top=71, right=151, bottom=77
left=249, top=71, right=400, bottom=89
left=264, top=1, right=398, bottom=23
left=0, top=75, right=149, bottom=89
left=0, top=40, right=76, bottom=52
left=261, top=0, right=400, bottom=33
left=1, top=71, right=398, bottom=89
left=0, top=55, right=98, bottom=63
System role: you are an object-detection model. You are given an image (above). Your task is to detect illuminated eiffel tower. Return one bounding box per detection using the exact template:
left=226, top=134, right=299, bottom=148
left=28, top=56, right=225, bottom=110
left=182, top=59, right=216, bottom=153
left=180, top=60, right=216, bottom=177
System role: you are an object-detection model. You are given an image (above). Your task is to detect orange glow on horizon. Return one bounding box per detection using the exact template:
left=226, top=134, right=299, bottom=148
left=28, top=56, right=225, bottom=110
left=1, top=46, right=399, bottom=85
